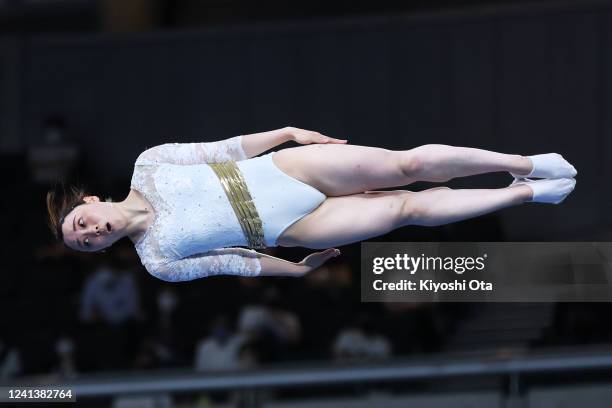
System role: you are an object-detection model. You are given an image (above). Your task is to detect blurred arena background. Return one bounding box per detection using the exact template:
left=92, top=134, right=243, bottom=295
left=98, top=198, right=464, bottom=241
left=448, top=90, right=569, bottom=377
left=1, top=0, right=612, bottom=406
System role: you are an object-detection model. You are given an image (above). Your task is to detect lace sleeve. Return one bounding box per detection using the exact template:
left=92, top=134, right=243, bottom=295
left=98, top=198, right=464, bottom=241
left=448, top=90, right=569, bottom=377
left=148, top=247, right=262, bottom=282
left=135, top=136, right=246, bottom=165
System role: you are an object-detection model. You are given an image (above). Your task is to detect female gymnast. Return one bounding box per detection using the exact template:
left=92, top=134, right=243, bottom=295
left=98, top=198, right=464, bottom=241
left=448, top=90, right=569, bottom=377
left=46, top=127, right=577, bottom=282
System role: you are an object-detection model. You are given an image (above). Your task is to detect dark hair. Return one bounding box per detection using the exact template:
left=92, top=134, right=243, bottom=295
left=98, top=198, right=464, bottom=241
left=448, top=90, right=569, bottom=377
left=45, top=182, right=89, bottom=244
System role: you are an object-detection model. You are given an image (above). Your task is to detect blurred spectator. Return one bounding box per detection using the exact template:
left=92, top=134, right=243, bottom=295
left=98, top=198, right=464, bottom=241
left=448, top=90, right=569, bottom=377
left=194, top=315, right=249, bottom=372
left=333, top=328, right=391, bottom=360
left=236, top=342, right=258, bottom=369
left=236, top=287, right=302, bottom=363
left=133, top=327, right=181, bottom=370
left=77, top=261, right=145, bottom=371
left=333, top=315, right=392, bottom=361
left=381, top=302, right=451, bottom=354
left=0, top=339, right=22, bottom=379
left=79, top=263, right=143, bottom=325
left=238, top=288, right=301, bottom=345
left=157, top=288, right=178, bottom=330
left=27, top=115, right=80, bottom=186
left=52, top=336, right=77, bottom=379
left=194, top=316, right=262, bottom=406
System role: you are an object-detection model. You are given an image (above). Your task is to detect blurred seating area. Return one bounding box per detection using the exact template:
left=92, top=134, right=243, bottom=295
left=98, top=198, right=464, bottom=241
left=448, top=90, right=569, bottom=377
left=2, top=228, right=466, bottom=379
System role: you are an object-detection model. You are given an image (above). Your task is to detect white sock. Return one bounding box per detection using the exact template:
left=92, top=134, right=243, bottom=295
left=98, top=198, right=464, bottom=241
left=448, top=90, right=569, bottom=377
left=511, top=153, right=577, bottom=179
left=509, top=177, right=576, bottom=204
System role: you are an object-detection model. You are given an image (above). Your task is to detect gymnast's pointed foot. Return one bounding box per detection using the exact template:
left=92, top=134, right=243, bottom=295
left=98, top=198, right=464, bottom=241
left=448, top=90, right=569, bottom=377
left=511, top=153, right=577, bottom=179
left=510, top=177, right=576, bottom=204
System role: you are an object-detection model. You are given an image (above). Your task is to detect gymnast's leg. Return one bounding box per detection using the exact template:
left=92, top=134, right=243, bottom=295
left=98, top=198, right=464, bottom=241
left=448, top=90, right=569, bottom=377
left=272, top=143, right=534, bottom=197
left=277, top=185, right=534, bottom=249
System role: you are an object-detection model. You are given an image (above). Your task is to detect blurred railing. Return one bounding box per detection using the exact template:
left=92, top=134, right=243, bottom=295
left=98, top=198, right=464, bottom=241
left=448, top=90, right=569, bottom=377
left=4, top=347, right=612, bottom=397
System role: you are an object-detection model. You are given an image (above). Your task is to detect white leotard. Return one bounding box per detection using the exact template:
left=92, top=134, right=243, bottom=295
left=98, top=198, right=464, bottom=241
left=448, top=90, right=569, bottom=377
left=130, top=136, right=326, bottom=282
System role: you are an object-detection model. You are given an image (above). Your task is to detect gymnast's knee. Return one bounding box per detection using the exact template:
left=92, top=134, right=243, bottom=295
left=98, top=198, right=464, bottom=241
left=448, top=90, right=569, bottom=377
left=399, top=192, right=448, bottom=227
left=397, top=150, right=423, bottom=179
left=404, top=144, right=456, bottom=182
left=398, top=194, right=421, bottom=226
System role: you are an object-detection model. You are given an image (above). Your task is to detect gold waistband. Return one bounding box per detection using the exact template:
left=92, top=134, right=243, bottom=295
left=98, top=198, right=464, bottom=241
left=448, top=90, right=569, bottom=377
left=209, top=161, right=267, bottom=249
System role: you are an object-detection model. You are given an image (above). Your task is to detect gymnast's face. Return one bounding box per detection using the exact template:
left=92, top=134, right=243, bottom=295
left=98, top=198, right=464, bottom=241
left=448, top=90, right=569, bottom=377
left=61, top=196, right=124, bottom=252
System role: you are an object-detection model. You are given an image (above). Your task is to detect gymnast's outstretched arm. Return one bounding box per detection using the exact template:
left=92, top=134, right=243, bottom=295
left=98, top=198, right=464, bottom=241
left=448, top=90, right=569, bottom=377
left=240, top=126, right=346, bottom=158
left=239, top=127, right=293, bottom=158
left=146, top=247, right=341, bottom=282
left=257, top=248, right=341, bottom=277
left=135, top=127, right=346, bottom=165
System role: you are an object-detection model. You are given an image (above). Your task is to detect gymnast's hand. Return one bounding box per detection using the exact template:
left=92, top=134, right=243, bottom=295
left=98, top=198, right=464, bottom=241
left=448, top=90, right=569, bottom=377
left=298, top=248, right=342, bottom=275
left=287, top=127, right=348, bottom=145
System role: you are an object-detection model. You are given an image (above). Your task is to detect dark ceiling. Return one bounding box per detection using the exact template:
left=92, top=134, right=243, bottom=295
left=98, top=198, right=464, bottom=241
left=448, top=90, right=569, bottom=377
left=0, top=0, right=600, bottom=33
